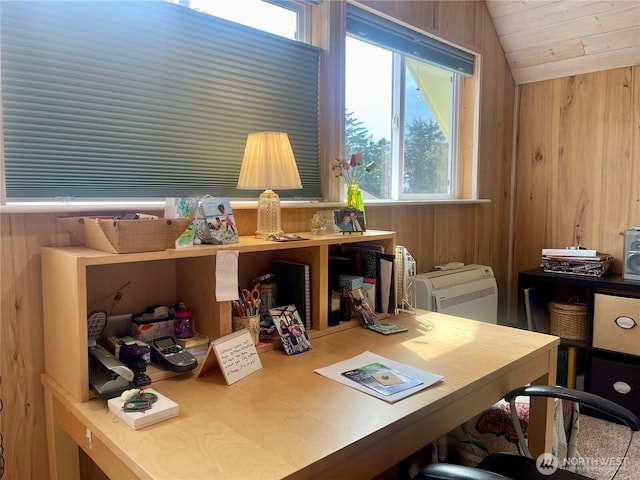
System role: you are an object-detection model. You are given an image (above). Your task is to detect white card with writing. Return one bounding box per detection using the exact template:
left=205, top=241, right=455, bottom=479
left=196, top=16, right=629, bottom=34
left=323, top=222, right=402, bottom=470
left=210, top=329, right=262, bottom=385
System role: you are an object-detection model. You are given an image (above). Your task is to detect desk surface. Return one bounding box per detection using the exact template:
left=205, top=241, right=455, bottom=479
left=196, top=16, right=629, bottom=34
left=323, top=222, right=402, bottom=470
left=43, top=312, right=559, bottom=480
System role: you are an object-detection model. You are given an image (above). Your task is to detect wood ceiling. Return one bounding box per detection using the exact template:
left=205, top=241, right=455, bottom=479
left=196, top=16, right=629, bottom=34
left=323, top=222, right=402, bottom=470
left=485, top=0, right=640, bottom=85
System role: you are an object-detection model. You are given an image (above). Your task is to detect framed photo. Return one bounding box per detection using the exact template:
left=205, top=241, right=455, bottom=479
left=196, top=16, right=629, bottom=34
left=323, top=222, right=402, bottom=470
left=334, top=208, right=366, bottom=233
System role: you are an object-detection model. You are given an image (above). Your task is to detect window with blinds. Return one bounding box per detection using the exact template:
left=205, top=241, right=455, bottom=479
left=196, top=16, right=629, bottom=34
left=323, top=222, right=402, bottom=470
left=1, top=1, right=321, bottom=200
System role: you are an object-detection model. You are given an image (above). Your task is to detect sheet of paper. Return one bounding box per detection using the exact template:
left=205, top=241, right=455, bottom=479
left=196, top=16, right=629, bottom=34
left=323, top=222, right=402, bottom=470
left=216, top=250, right=239, bottom=301
left=314, top=351, right=444, bottom=403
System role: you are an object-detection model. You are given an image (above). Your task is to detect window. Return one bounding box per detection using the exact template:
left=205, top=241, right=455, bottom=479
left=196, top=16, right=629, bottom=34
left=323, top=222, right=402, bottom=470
left=1, top=0, right=319, bottom=201
left=345, top=5, right=473, bottom=201
left=167, top=0, right=308, bottom=42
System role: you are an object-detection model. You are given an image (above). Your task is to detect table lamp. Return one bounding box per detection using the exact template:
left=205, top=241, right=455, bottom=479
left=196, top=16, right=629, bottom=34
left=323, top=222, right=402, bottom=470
left=237, top=132, right=302, bottom=238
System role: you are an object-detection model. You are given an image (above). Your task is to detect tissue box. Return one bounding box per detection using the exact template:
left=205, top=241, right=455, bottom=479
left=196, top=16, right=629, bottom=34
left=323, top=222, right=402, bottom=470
left=131, top=316, right=175, bottom=342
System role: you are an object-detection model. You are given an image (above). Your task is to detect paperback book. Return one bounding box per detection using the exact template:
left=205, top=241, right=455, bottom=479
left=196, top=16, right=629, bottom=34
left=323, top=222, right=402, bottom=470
left=341, top=362, right=423, bottom=396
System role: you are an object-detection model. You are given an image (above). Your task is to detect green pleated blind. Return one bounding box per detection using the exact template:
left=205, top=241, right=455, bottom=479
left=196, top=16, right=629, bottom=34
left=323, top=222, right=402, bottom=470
left=1, top=1, right=321, bottom=200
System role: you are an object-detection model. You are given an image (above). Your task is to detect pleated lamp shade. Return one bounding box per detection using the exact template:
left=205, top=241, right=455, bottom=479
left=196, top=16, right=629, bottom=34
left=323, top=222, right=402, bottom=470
left=237, top=132, right=302, bottom=190
left=237, top=132, right=302, bottom=237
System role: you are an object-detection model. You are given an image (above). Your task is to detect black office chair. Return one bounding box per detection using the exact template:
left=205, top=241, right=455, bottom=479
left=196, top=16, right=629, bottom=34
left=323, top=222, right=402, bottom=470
left=416, top=385, right=640, bottom=480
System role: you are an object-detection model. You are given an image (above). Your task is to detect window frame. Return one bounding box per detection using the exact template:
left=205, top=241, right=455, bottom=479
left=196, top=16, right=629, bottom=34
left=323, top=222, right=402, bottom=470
left=344, top=4, right=474, bottom=202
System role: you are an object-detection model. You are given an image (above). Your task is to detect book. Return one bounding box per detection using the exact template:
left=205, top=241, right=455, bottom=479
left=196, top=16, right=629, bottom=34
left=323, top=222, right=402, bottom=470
left=524, top=287, right=550, bottom=333
left=366, top=323, right=408, bottom=335
left=341, top=362, right=423, bottom=396
left=541, top=248, right=598, bottom=257
left=271, top=259, right=311, bottom=330
left=379, top=253, right=395, bottom=314
left=270, top=305, right=312, bottom=355
left=175, top=332, right=209, bottom=349
left=108, top=388, right=179, bottom=430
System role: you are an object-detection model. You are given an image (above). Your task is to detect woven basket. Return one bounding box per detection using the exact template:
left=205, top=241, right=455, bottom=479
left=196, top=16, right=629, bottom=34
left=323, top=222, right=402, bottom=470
left=60, top=216, right=192, bottom=253
left=548, top=301, right=587, bottom=340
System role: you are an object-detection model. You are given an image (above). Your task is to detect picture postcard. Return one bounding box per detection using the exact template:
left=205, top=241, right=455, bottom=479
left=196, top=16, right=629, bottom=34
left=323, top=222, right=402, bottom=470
left=198, top=196, right=239, bottom=245
left=165, top=197, right=199, bottom=248
left=348, top=288, right=376, bottom=326
left=341, top=362, right=422, bottom=396
left=269, top=304, right=312, bottom=355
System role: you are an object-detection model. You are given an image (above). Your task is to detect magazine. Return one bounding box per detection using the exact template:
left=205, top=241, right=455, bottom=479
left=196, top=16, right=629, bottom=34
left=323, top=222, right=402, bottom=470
left=341, top=362, right=423, bottom=396
left=269, top=305, right=312, bottom=355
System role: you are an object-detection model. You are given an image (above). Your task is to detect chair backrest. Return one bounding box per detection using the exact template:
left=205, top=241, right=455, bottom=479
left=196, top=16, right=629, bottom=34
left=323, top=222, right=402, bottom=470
left=506, top=385, right=639, bottom=479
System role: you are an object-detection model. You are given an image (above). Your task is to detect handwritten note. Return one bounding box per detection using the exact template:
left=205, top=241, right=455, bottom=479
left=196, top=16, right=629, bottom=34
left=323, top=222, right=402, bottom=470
left=215, top=250, right=239, bottom=301
left=210, top=329, right=262, bottom=385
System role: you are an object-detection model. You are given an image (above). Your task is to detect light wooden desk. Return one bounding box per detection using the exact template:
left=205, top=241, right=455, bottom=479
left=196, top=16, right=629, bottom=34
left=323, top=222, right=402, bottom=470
left=42, top=312, right=559, bottom=480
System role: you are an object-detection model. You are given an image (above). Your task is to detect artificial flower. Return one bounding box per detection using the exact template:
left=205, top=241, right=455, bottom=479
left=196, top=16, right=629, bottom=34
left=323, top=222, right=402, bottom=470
left=330, top=152, right=376, bottom=187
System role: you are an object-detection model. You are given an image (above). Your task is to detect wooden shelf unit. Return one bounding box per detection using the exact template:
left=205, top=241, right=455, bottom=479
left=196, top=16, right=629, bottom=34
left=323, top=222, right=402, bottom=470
left=41, top=230, right=396, bottom=402
left=517, top=267, right=640, bottom=416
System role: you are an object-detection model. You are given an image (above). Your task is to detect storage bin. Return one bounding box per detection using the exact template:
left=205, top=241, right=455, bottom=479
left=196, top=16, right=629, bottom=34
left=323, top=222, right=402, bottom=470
left=590, top=356, right=640, bottom=418
left=59, top=216, right=192, bottom=253
left=548, top=300, right=587, bottom=340
left=593, top=293, right=639, bottom=356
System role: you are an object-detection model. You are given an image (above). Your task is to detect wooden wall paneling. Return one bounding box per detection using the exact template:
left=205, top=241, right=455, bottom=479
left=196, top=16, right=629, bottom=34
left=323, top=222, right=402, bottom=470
left=633, top=66, right=640, bottom=230
left=1, top=213, right=57, bottom=480
left=597, top=67, right=635, bottom=267
left=512, top=81, right=556, bottom=277
left=556, top=73, right=605, bottom=250
left=476, top=3, right=515, bottom=285
left=433, top=204, right=477, bottom=267
left=356, top=0, right=481, bottom=52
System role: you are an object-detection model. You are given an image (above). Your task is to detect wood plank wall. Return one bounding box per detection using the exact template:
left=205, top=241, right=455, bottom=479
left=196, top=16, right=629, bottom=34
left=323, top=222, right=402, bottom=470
left=12, top=1, right=640, bottom=479
left=512, top=66, right=640, bottom=303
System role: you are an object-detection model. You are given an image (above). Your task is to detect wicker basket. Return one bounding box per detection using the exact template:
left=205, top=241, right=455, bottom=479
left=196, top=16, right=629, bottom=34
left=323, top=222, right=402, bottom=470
left=59, top=216, right=192, bottom=253
left=548, top=301, right=587, bottom=340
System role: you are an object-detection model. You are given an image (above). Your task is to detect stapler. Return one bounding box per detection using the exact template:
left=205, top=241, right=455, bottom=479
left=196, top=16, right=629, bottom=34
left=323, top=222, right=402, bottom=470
left=87, top=310, right=136, bottom=400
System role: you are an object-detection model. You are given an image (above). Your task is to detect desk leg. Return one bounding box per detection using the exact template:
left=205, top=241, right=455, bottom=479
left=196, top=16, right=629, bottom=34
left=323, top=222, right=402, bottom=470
left=527, top=346, right=558, bottom=457
left=43, top=386, right=81, bottom=480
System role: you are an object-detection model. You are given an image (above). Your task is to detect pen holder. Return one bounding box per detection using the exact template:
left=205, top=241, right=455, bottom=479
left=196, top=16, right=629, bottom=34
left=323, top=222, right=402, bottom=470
left=232, top=314, right=260, bottom=346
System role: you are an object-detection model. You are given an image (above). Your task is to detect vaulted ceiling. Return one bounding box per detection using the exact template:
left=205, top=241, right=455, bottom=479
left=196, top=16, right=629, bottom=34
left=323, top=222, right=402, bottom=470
left=485, top=0, right=640, bottom=85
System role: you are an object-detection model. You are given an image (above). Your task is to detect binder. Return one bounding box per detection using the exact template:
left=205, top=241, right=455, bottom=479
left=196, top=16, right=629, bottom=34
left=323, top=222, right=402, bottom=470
left=272, top=260, right=312, bottom=330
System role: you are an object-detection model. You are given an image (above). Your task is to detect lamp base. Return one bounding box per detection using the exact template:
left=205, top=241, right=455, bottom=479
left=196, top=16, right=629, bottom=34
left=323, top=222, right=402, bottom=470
left=256, top=189, right=283, bottom=238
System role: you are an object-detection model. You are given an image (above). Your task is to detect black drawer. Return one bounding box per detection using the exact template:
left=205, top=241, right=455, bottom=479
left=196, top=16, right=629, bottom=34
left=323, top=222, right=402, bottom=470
left=589, top=357, right=640, bottom=418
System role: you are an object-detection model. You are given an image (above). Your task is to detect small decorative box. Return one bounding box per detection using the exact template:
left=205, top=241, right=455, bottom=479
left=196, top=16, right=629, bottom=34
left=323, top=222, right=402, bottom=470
left=339, top=275, right=364, bottom=292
